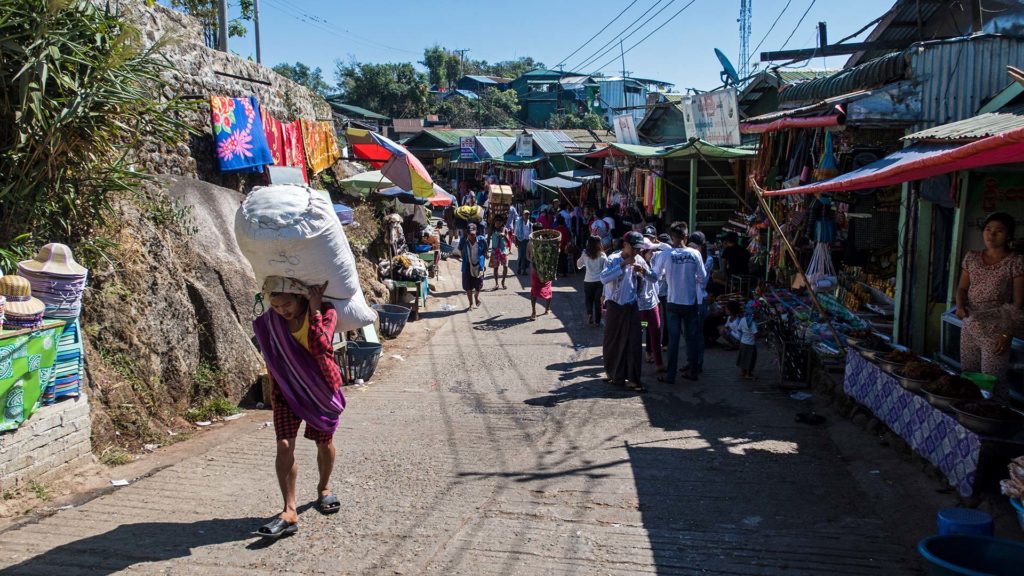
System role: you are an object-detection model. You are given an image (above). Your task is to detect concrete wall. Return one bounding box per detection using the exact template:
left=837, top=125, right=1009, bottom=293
left=0, top=396, right=92, bottom=490
left=103, top=0, right=334, bottom=187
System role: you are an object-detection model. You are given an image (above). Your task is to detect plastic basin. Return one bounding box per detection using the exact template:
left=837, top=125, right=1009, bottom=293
left=1012, top=498, right=1024, bottom=532
left=936, top=508, right=993, bottom=537
left=918, top=534, right=1024, bottom=575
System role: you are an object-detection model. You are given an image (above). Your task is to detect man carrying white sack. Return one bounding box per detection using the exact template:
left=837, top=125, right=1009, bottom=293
left=251, top=276, right=346, bottom=539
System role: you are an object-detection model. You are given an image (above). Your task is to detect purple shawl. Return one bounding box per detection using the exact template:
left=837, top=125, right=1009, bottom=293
left=253, top=311, right=345, bottom=434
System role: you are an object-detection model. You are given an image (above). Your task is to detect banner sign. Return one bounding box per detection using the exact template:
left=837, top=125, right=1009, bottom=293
left=459, top=136, right=476, bottom=161
left=613, top=114, right=640, bottom=145
left=682, top=88, right=740, bottom=146
left=516, top=133, right=533, bottom=157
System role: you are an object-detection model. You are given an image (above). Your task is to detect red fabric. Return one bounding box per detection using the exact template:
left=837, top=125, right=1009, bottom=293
left=273, top=387, right=333, bottom=443
left=741, top=115, right=841, bottom=134
left=350, top=143, right=390, bottom=168
left=262, top=110, right=286, bottom=165
left=763, top=126, right=1024, bottom=197
left=531, top=268, right=552, bottom=299
left=308, top=306, right=343, bottom=391
left=281, top=120, right=309, bottom=183
left=555, top=226, right=571, bottom=252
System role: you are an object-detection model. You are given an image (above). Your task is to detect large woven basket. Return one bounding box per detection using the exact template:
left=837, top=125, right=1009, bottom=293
left=530, top=229, right=561, bottom=282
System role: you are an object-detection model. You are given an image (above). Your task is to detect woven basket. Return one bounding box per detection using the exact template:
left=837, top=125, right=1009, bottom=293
left=336, top=341, right=382, bottom=383
left=373, top=304, right=411, bottom=338
left=530, top=229, right=561, bottom=282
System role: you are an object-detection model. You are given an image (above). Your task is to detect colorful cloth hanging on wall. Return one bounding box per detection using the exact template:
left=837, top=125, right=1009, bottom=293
left=301, top=119, right=341, bottom=175
left=210, top=96, right=274, bottom=173
left=0, top=324, right=60, bottom=432
left=262, top=113, right=309, bottom=183
left=262, top=111, right=286, bottom=166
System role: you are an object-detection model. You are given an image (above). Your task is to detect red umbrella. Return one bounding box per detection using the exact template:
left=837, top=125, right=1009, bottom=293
left=346, top=128, right=434, bottom=198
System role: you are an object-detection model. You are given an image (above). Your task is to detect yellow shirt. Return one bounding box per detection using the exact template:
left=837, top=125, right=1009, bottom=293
left=290, top=313, right=310, bottom=351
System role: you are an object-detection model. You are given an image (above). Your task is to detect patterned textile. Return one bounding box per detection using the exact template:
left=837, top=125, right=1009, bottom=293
left=0, top=324, right=61, bottom=432
left=210, top=96, right=273, bottom=173
left=282, top=120, right=309, bottom=182
left=262, top=110, right=286, bottom=166
left=844, top=352, right=981, bottom=496
left=273, top=386, right=333, bottom=444
left=301, top=119, right=341, bottom=175
left=43, top=320, right=82, bottom=404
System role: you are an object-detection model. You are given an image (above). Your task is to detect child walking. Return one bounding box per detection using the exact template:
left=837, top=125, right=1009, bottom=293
left=489, top=217, right=510, bottom=290
left=252, top=277, right=346, bottom=540
left=735, top=301, right=759, bottom=380
left=576, top=235, right=608, bottom=325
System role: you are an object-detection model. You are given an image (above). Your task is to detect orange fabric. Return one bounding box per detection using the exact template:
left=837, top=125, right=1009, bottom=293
left=301, top=119, right=341, bottom=175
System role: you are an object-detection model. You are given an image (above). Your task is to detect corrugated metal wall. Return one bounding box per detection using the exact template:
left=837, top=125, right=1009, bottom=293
left=911, top=36, right=1024, bottom=131
left=598, top=79, right=648, bottom=124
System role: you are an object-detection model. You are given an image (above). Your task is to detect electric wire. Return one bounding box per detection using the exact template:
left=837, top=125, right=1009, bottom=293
left=570, top=0, right=677, bottom=73
left=555, top=0, right=642, bottom=69
left=746, top=0, right=794, bottom=70
left=778, top=0, right=818, bottom=52
left=592, top=0, right=700, bottom=73
left=262, top=0, right=419, bottom=55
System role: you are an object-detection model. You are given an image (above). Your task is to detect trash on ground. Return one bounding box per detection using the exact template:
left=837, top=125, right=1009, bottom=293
left=391, top=354, right=405, bottom=361
left=223, top=413, right=245, bottom=421
left=790, top=392, right=813, bottom=401
left=195, top=421, right=212, bottom=427
left=143, top=444, right=160, bottom=452
left=440, top=304, right=454, bottom=312
left=259, top=421, right=272, bottom=429
left=110, top=479, right=129, bottom=487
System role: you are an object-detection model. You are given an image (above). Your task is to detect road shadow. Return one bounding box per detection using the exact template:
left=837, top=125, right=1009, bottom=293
left=472, top=315, right=532, bottom=331
left=524, top=378, right=638, bottom=407
left=0, top=516, right=268, bottom=575
left=640, top=386, right=750, bottom=432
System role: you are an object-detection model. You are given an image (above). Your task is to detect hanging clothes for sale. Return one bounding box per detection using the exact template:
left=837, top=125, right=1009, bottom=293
left=301, top=119, right=341, bottom=175
left=281, top=119, right=309, bottom=183
left=261, top=109, right=286, bottom=166
left=210, top=95, right=274, bottom=173
left=653, top=174, right=664, bottom=215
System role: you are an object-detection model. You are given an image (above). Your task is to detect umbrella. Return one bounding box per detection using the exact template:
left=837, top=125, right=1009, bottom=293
left=340, top=170, right=393, bottom=193
left=377, top=183, right=455, bottom=207
left=346, top=128, right=434, bottom=198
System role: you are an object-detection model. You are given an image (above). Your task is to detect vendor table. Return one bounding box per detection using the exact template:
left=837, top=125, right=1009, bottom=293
left=0, top=321, right=65, bottom=432
left=844, top=352, right=981, bottom=496
left=385, top=278, right=428, bottom=320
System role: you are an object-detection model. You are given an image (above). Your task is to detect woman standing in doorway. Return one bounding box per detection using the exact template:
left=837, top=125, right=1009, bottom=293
left=956, top=212, right=1023, bottom=398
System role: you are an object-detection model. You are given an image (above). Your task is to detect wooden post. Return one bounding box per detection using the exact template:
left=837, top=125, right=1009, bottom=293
left=750, top=178, right=846, bottom=351
left=689, top=158, right=698, bottom=232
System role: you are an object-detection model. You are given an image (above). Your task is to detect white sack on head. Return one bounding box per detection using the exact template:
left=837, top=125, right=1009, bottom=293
left=234, top=184, right=376, bottom=332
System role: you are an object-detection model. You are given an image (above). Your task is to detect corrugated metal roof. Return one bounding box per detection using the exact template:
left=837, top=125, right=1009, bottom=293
left=910, top=35, right=1024, bottom=129
left=444, top=89, right=479, bottom=100
left=780, top=52, right=909, bottom=104
left=474, top=136, right=516, bottom=158
left=464, top=75, right=497, bottom=84
left=528, top=131, right=568, bottom=154
left=846, top=0, right=943, bottom=68
left=904, top=105, right=1024, bottom=141
left=418, top=128, right=520, bottom=146
left=776, top=69, right=838, bottom=83
left=326, top=101, right=390, bottom=120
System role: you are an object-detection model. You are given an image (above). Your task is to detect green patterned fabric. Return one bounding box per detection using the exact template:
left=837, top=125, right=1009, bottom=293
left=0, top=325, right=61, bottom=432
left=531, top=230, right=560, bottom=283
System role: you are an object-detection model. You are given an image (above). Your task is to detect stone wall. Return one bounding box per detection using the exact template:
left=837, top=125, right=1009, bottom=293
left=104, top=0, right=334, bottom=186
left=0, top=396, right=92, bottom=490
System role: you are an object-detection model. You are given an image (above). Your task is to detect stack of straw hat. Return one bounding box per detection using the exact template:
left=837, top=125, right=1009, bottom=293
left=17, top=244, right=88, bottom=320
left=0, top=275, right=45, bottom=330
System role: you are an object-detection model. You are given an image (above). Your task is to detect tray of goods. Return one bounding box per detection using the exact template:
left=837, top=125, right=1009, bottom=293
left=894, top=361, right=948, bottom=392
left=922, top=375, right=984, bottom=413
left=950, top=400, right=1024, bottom=437
left=875, top=349, right=918, bottom=375
left=849, top=334, right=890, bottom=360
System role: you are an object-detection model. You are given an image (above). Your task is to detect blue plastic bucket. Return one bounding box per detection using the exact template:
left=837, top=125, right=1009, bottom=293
left=937, top=508, right=994, bottom=537
left=918, top=535, right=1024, bottom=576
left=1011, top=498, right=1024, bottom=532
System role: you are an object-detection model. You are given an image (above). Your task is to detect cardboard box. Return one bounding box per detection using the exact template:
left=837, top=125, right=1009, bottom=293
left=489, top=184, right=513, bottom=205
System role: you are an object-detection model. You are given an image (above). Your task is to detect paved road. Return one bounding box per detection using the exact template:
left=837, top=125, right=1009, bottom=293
left=0, top=255, right=926, bottom=575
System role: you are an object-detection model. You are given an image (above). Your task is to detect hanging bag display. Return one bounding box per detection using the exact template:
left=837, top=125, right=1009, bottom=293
left=805, top=242, right=838, bottom=293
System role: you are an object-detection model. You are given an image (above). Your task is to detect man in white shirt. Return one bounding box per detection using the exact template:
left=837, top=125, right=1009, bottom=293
left=651, top=222, right=706, bottom=383
left=599, top=232, right=651, bottom=392
left=513, top=211, right=534, bottom=275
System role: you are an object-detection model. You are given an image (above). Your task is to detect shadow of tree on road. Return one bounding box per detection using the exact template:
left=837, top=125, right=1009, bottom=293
left=472, top=315, right=532, bottom=331
left=0, top=517, right=269, bottom=576
left=524, top=378, right=638, bottom=407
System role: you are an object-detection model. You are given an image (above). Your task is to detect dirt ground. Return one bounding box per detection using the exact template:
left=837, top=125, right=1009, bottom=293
left=1, top=253, right=1020, bottom=575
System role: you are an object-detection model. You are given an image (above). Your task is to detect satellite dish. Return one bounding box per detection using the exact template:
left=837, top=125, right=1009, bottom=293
left=715, top=48, right=740, bottom=86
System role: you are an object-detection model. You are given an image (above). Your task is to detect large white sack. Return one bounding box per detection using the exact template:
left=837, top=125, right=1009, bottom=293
left=234, top=184, right=376, bottom=332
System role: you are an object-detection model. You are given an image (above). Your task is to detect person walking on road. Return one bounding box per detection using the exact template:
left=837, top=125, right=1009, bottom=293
left=651, top=222, right=706, bottom=383
left=528, top=239, right=553, bottom=319
left=639, top=240, right=665, bottom=374
left=688, top=231, right=714, bottom=375
left=251, top=278, right=346, bottom=540
left=577, top=235, right=608, bottom=326
left=488, top=217, right=511, bottom=290
left=600, top=232, right=652, bottom=392
left=459, top=223, right=488, bottom=309
left=513, top=211, right=534, bottom=275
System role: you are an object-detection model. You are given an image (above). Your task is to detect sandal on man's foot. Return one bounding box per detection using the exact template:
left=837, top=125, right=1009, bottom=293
left=626, top=381, right=646, bottom=392
left=253, top=518, right=298, bottom=539
left=317, top=493, right=341, bottom=514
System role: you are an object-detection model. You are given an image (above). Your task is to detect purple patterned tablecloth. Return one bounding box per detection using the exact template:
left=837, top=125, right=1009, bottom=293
left=843, top=352, right=981, bottom=496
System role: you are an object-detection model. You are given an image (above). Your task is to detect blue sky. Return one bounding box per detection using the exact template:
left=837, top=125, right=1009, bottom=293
left=198, top=0, right=898, bottom=91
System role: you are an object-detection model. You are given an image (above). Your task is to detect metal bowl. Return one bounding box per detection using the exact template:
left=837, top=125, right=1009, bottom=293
left=850, top=342, right=889, bottom=361
left=950, top=401, right=1024, bottom=437
left=893, top=369, right=930, bottom=393
left=921, top=386, right=965, bottom=413
left=875, top=356, right=906, bottom=375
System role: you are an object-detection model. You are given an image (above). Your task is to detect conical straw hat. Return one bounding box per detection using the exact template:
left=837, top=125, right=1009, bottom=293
left=18, top=243, right=87, bottom=277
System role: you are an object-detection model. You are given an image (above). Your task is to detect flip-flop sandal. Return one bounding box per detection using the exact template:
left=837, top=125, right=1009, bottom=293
left=253, top=518, right=298, bottom=539
left=317, top=494, right=341, bottom=514
left=626, top=382, right=647, bottom=392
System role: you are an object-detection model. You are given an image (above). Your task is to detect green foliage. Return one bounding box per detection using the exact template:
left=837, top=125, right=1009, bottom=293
left=185, top=397, right=239, bottom=422
left=0, top=0, right=195, bottom=272
left=165, top=0, right=254, bottom=48
left=28, top=481, right=50, bottom=501
left=473, top=57, right=546, bottom=80
left=272, top=61, right=331, bottom=97
left=420, top=45, right=454, bottom=89
left=436, top=88, right=521, bottom=129
left=420, top=46, right=544, bottom=89
left=548, top=111, right=606, bottom=130
left=334, top=60, right=431, bottom=118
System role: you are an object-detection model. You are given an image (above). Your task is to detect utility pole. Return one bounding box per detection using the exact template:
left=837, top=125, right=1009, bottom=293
left=620, top=40, right=628, bottom=118
left=253, top=0, right=262, bottom=63
left=452, top=48, right=471, bottom=86
left=216, top=0, right=228, bottom=52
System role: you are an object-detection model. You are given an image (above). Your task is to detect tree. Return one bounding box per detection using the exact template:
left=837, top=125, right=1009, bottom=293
left=487, top=57, right=546, bottom=79
left=434, top=88, right=520, bottom=129
left=334, top=61, right=431, bottom=118
left=272, top=62, right=330, bottom=97
left=166, top=0, right=254, bottom=48
left=548, top=111, right=605, bottom=130
left=421, top=45, right=455, bottom=88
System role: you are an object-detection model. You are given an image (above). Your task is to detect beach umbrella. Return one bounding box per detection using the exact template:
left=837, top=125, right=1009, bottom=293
left=346, top=128, right=434, bottom=198
left=340, top=170, right=393, bottom=193
left=428, top=183, right=455, bottom=207
left=376, top=186, right=429, bottom=206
